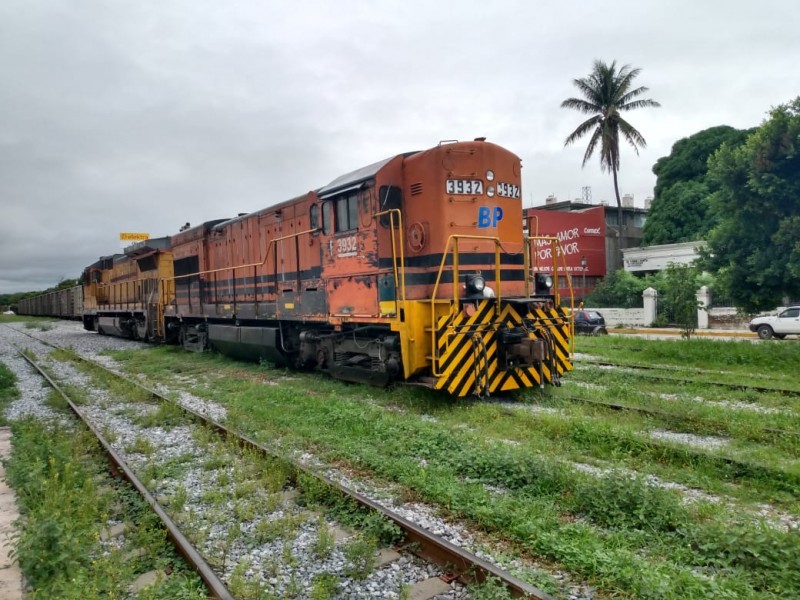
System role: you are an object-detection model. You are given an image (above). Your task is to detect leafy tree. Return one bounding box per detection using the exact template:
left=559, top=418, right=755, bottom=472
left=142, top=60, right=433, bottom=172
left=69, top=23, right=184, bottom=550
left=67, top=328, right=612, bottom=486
left=643, top=126, right=752, bottom=245
left=585, top=269, right=649, bottom=308
left=561, top=60, right=660, bottom=242
left=643, top=180, right=711, bottom=245
left=657, top=264, right=701, bottom=338
left=703, top=98, right=800, bottom=312
left=652, top=126, right=752, bottom=198
left=55, top=278, right=80, bottom=290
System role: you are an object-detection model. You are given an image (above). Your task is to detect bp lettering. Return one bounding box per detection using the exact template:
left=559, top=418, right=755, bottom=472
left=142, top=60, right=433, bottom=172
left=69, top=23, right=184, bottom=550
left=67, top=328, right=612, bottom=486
left=478, top=206, right=503, bottom=228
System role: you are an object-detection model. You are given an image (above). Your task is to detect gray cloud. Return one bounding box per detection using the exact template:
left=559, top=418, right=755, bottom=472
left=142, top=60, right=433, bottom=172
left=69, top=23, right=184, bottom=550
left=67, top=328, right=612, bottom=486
left=2, top=0, right=799, bottom=292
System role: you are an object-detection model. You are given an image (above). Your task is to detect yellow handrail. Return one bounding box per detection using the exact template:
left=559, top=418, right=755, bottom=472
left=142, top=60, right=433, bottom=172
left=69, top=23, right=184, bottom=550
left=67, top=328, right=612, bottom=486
left=525, top=234, right=576, bottom=354
left=429, top=234, right=503, bottom=377
left=165, top=227, right=318, bottom=313
left=373, top=209, right=406, bottom=316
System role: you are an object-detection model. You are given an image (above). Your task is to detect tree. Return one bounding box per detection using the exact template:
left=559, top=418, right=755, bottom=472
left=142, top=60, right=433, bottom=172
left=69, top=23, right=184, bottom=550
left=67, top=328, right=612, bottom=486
left=643, top=126, right=752, bottom=245
left=561, top=60, right=660, bottom=243
left=585, top=269, right=649, bottom=308
left=643, top=180, right=711, bottom=245
left=703, top=98, right=800, bottom=312
left=658, top=263, right=701, bottom=339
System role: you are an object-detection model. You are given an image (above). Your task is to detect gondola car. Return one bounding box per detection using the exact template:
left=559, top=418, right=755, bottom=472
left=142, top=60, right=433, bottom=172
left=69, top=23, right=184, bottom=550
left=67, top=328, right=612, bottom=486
left=17, top=285, right=83, bottom=319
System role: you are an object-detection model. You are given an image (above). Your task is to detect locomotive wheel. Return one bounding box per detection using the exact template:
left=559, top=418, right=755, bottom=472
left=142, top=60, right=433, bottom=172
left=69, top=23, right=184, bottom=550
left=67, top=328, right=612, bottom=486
left=757, top=325, right=774, bottom=340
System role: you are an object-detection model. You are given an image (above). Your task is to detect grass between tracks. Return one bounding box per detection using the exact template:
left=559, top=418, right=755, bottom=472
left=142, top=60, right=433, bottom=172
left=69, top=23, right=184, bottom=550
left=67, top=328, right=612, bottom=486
left=578, top=335, right=800, bottom=391
left=106, top=341, right=800, bottom=599
left=4, top=417, right=208, bottom=599
left=0, top=361, right=18, bottom=425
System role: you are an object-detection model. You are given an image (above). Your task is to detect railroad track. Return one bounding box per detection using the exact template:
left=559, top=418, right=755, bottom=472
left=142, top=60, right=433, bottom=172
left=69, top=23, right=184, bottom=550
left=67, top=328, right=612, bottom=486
left=552, top=392, right=800, bottom=439
left=9, top=325, right=552, bottom=599
left=577, top=359, right=800, bottom=396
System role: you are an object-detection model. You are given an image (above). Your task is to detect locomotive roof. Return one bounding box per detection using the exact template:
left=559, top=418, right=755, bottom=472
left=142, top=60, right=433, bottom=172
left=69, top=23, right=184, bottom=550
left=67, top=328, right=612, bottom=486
left=124, top=236, right=171, bottom=257
left=171, top=219, right=231, bottom=243
left=316, top=152, right=418, bottom=198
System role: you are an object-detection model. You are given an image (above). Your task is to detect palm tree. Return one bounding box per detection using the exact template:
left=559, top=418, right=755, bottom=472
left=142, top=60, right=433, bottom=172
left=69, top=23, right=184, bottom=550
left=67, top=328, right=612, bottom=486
left=561, top=60, right=660, bottom=246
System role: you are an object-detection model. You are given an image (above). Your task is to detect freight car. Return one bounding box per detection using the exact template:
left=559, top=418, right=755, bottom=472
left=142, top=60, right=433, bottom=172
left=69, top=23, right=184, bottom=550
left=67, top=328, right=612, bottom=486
left=17, top=285, right=83, bottom=319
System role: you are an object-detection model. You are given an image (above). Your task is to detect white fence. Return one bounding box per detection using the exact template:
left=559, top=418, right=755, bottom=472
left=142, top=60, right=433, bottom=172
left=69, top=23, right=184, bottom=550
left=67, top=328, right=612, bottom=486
left=592, top=287, right=747, bottom=329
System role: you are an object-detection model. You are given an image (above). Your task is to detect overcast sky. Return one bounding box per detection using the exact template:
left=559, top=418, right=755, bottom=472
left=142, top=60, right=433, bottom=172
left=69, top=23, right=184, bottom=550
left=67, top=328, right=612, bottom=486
left=1, top=0, right=798, bottom=293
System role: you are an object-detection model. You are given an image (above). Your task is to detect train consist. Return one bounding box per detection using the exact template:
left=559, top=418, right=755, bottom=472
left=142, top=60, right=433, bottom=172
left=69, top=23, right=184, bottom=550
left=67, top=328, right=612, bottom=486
left=17, top=285, right=83, bottom=319
left=19, top=139, right=574, bottom=396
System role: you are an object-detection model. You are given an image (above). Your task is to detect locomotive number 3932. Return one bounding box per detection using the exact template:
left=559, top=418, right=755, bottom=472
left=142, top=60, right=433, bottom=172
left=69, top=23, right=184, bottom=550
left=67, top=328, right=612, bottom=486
left=336, top=235, right=358, bottom=258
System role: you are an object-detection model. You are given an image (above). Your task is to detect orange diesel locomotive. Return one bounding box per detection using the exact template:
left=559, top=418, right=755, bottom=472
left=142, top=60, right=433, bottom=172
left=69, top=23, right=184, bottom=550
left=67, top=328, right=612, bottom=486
left=160, top=139, right=573, bottom=396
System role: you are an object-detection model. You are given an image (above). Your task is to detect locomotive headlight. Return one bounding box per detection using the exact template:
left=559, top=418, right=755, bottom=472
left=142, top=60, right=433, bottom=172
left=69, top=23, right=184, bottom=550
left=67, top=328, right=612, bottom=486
left=466, top=274, right=486, bottom=294
left=486, top=170, right=495, bottom=181
left=535, top=273, right=554, bottom=293
left=487, top=186, right=495, bottom=198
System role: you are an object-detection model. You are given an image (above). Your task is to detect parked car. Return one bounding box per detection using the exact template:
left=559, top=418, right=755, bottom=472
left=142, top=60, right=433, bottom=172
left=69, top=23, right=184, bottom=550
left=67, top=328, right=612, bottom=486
left=749, top=306, right=800, bottom=339
left=573, top=309, right=608, bottom=335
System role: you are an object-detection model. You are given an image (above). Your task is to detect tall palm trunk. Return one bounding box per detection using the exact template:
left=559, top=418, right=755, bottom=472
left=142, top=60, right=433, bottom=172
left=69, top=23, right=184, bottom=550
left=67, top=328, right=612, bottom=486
left=612, top=165, right=624, bottom=249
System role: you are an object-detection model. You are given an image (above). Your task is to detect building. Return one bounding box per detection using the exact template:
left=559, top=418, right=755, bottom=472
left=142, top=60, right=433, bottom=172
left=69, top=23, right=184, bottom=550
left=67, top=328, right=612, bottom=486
left=622, top=241, right=705, bottom=274
left=524, top=200, right=648, bottom=298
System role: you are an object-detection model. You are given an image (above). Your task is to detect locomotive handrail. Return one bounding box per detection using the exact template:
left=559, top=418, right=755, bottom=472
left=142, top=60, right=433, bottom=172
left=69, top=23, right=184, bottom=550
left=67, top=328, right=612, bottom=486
left=555, top=244, right=577, bottom=356
left=429, top=234, right=503, bottom=377
left=524, top=234, right=576, bottom=355
left=166, top=227, right=318, bottom=315
left=373, top=208, right=406, bottom=316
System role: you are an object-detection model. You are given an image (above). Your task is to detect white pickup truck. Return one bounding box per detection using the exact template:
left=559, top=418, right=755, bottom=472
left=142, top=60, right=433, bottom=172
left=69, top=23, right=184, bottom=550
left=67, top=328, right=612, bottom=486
left=749, top=306, right=800, bottom=339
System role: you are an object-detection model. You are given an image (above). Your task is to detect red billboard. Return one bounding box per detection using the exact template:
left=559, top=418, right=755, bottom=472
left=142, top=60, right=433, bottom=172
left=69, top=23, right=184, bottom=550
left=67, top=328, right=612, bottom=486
left=524, top=206, right=606, bottom=281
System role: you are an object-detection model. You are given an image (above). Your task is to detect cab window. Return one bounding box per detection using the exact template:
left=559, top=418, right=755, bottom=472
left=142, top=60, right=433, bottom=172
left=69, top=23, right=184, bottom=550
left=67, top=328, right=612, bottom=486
left=310, top=204, right=320, bottom=235
left=379, top=185, right=402, bottom=227
left=321, top=201, right=332, bottom=235
left=335, top=191, right=359, bottom=232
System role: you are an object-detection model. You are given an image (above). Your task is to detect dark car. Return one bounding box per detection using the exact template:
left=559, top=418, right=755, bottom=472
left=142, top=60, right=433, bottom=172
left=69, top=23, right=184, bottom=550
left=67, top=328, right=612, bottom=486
left=573, top=309, right=608, bottom=335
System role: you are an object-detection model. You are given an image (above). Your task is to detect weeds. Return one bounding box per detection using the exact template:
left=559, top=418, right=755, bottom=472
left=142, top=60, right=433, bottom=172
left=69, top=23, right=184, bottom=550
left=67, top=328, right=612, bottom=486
left=342, top=535, right=377, bottom=579
left=107, top=341, right=800, bottom=597
left=5, top=418, right=205, bottom=598
left=313, top=515, right=335, bottom=559
left=0, top=362, right=18, bottom=424
left=310, top=572, right=339, bottom=599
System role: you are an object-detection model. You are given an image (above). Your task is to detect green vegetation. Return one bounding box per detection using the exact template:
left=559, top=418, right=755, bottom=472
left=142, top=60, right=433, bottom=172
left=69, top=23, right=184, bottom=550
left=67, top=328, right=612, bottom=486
left=0, top=314, right=57, bottom=327
left=643, top=125, right=751, bottom=245
left=586, top=266, right=711, bottom=326
left=0, top=361, right=18, bottom=425
left=107, top=344, right=800, bottom=598
left=656, top=263, right=701, bottom=336
left=703, top=97, right=800, bottom=311
left=5, top=418, right=206, bottom=599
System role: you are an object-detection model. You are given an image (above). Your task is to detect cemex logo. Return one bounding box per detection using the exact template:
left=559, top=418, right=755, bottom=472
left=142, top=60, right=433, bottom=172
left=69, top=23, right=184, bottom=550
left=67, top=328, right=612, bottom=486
left=477, top=206, right=503, bottom=228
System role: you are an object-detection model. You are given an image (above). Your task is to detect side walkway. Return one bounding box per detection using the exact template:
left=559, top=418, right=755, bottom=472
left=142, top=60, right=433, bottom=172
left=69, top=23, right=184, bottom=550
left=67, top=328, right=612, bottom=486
left=0, top=427, right=23, bottom=600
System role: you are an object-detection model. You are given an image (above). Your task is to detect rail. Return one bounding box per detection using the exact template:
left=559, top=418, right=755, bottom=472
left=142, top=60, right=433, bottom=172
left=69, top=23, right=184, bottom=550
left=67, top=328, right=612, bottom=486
left=19, top=350, right=234, bottom=600
left=11, top=327, right=553, bottom=599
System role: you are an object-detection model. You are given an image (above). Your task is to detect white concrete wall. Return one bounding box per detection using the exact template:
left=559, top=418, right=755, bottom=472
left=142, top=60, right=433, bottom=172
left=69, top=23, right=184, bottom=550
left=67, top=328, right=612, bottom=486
left=594, top=308, right=647, bottom=327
